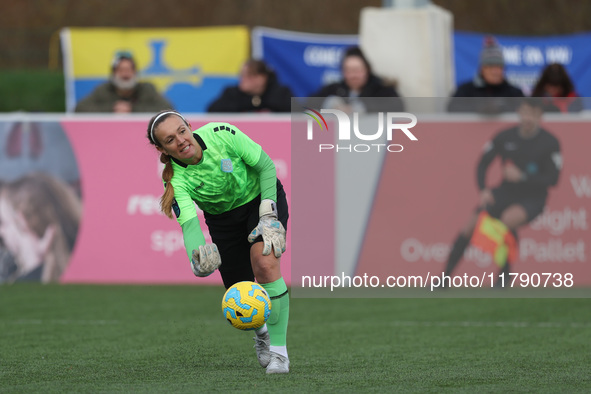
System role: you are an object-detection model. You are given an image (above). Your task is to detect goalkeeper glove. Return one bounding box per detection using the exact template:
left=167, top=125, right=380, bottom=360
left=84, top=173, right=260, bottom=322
left=248, top=199, right=286, bottom=258
left=191, top=244, right=222, bottom=277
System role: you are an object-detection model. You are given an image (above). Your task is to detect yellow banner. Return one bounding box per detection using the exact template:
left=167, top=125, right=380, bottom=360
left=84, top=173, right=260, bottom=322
left=61, top=27, right=250, bottom=112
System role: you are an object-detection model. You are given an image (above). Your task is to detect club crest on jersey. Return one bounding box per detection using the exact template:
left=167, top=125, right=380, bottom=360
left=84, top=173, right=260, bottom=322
left=221, top=159, right=233, bottom=173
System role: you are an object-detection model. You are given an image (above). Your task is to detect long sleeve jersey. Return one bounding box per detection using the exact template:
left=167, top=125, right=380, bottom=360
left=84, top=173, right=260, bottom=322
left=477, top=126, right=562, bottom=199
left=166, top=122, right=277, bottom=261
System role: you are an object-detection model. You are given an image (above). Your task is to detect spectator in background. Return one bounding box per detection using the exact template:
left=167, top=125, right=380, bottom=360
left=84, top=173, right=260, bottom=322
left=207, top=59, right=293, bottom=113
left=531, top=63, right=583, bottom=113
left=0, top=173, right=81, bottom=283
left=311, top=46, right=403, bottom=113
left=448, top=36, right=524, bottom=113
left=75, top=51, right=173, bottom=113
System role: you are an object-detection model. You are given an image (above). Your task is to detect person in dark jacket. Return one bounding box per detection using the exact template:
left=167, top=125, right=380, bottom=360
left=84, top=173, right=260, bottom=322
left=448, top=36, right=524, bottom=113
left=75, top=51, right=173, bottom=113
left=531, top=63, right=583, bottom=113
left=207, top=59, right=293, bottom=113
left=311, top=46, right=403, bottom=113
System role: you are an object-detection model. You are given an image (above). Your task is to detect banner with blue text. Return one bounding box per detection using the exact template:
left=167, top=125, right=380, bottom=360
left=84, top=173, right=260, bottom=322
left=453, top=31, right=591, bottom=98
left=252, top=27, right=359, bottom=98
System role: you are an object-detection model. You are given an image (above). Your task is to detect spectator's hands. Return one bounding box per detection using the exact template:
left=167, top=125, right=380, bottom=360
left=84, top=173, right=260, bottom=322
left=191, top=244, right=222, bottom=277
left=479, top=189, right=495, bottom=207
left=503, top=160, right=524, bottom=183
left=113, top=100, right=132, bottom=113
left=248, top=199, right=286, bottom=258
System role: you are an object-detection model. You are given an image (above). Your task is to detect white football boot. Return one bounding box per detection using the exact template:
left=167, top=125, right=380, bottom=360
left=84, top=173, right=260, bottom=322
left=266, top=352, right=290, bottom=374
left=253, top=332, right=271, bottom=367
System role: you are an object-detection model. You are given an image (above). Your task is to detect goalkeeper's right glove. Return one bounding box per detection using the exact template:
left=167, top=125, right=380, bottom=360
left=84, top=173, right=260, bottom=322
left=191, top=244, right=222, bottom=277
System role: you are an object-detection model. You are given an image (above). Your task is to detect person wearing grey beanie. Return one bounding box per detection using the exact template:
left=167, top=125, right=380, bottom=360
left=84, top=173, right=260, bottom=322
left=448, top=36, right=524, bottom=113
left=479, top=36, right=505, bottom=67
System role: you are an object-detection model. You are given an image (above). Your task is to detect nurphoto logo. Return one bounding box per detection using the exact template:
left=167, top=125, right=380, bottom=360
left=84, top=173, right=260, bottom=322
left=303, top=108, right=418, bottom=153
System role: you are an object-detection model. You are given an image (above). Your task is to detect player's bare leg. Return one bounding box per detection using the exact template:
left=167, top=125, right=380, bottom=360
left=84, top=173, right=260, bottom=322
left=251, top=244, right=281, bottom=283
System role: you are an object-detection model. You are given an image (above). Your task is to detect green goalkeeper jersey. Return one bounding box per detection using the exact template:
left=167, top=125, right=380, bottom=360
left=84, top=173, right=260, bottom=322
left=169, top=122, right=264, bottom=225
left=167, top=122, right=278, bottom=262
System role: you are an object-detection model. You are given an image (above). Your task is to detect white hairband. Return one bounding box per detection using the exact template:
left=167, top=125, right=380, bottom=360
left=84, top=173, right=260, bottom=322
left=150, top=111, right=188, bottom=143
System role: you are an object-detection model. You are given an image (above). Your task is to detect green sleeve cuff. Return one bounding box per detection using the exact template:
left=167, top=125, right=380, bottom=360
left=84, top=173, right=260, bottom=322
left=181, top=217, right=206, bottom=261
left=252, top=150, right=277, bottom=202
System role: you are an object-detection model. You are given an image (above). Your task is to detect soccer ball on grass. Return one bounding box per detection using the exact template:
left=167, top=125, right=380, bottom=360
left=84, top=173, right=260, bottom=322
left=221, top=281, right=271, bottom=330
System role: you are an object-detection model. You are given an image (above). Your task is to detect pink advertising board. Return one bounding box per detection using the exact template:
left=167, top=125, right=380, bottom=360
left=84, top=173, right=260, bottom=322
left=2, top=114, right=590, bottom=290
left=55, top=116, right=292, bottom=284
left=356, top=120, right=591, bottom=286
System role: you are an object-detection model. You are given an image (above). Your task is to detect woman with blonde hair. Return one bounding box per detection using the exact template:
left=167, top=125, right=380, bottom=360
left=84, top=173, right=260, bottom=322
left=0, top=173, right=81, bottom=283
left=147, top=110, right=290, bottom=374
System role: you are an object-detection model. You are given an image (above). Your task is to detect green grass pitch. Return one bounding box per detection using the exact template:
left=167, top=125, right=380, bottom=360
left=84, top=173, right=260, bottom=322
left=1, top=284, right=590, bottom=392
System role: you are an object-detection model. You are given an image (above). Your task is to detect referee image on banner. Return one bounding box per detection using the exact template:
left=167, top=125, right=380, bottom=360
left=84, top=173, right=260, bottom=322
left=442, top=98, right=562, bottom=287
left=147, top=110, right=290, bottom=374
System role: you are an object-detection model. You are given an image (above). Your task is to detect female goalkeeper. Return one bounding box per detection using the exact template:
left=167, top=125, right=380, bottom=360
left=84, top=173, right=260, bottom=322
left=147, top=110, right=290, bottom=374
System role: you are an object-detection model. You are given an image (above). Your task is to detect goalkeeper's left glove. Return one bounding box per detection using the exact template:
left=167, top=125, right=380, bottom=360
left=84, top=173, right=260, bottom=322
left=248, top=199, right=286, bottom=258
left=191, top=244, right=222, bottom=277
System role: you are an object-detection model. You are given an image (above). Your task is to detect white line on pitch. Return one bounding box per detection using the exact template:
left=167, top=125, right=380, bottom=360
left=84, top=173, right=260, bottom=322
left=387, top=321, right=591, bottom=328
left=1, top=319, right=120, bottom=325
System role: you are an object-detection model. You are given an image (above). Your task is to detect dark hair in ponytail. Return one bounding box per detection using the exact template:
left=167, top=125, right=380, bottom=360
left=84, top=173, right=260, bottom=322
left=146, top=110, right=188, bottom=219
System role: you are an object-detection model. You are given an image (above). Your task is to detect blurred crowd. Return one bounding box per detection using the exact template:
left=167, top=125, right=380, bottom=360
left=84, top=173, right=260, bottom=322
left=73, top=35, right=583, bottom=115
